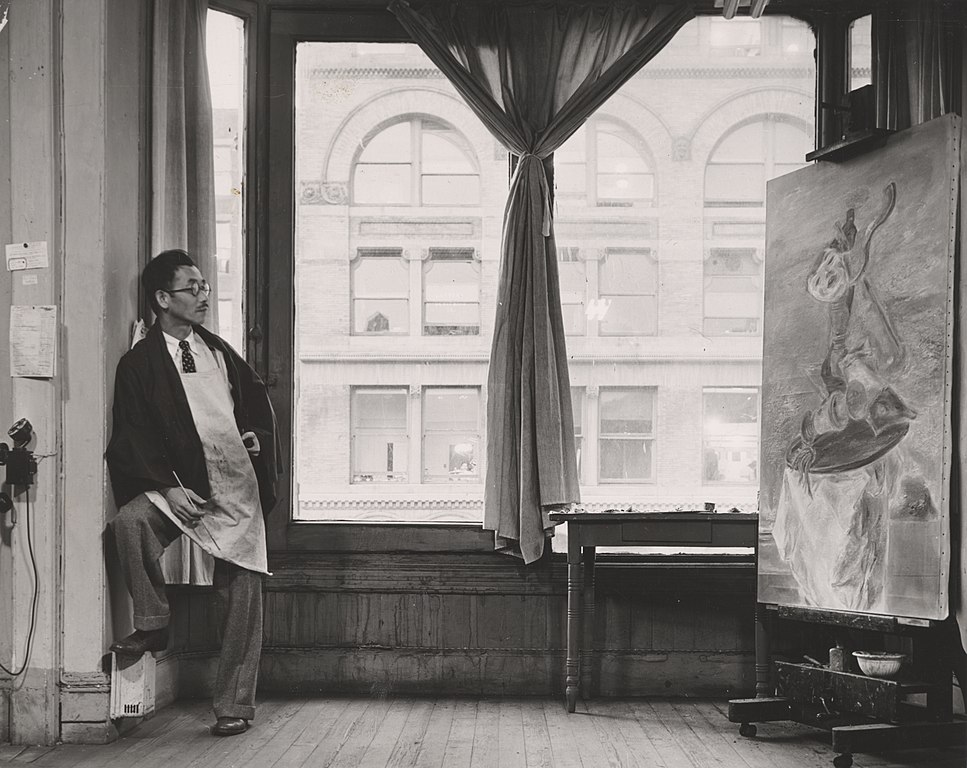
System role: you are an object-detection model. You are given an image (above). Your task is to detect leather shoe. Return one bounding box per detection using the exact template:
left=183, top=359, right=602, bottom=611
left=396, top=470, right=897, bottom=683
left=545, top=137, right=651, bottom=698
left=212, top=717, right=249, bottom=737
left=109, top=628, right=168, bottom=656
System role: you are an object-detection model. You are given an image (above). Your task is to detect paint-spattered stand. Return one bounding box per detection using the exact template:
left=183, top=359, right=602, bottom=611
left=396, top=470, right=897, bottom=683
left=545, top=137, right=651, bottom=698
left=727, top=606, right=966, bottom=768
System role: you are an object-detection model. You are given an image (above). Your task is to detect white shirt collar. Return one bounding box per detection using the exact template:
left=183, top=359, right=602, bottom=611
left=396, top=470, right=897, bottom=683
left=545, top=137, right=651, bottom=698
left=162, top=328, right=198, bottom=354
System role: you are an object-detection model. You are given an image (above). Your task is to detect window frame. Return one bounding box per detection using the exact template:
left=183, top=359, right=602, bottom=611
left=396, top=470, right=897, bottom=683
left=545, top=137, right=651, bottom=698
left=554, top=116, right=656, bottom=209
left=350, top=247, right=410, bottom=336
left=422, top=247, right=481, bottom=337
left=350, top=386, right=410, bottom=484
left=420, top=386, right=483, bottom=484
left=597, top=247, right=659, bottom=337
left=351, top=115, right=481, bottom=207
left=597, top=387, right=657, bottom=485
left=261, top=5, right=825, bottom=553
left=267, top=10, right=496, bottom=549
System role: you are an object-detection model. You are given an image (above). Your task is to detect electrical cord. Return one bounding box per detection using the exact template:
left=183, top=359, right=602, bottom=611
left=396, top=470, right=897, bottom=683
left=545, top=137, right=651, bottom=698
left=0, top=491, right=39, bottom=677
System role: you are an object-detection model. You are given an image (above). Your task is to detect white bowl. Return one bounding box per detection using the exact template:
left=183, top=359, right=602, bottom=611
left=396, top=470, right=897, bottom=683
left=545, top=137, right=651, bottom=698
left=853, top=651, right=905, bottom=679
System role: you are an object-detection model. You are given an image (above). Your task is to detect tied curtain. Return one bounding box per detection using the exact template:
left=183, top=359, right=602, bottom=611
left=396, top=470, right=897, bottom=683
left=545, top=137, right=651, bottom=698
left=153, top=0, right=217, bottom=585
left=389, top=0, right=693, bottom=563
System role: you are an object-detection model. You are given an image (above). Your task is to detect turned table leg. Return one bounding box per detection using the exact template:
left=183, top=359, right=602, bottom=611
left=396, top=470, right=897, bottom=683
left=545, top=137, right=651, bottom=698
left=565, top=538, right=582, bottom=712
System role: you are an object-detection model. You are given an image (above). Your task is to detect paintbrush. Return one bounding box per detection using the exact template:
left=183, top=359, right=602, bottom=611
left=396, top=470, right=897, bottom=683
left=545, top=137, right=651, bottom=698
left=172, top=470, right=221, bottom=552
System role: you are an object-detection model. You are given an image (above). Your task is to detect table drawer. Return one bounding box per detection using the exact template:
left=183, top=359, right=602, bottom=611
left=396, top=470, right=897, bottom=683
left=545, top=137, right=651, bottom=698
left=621, top=520, right=712, bottom=544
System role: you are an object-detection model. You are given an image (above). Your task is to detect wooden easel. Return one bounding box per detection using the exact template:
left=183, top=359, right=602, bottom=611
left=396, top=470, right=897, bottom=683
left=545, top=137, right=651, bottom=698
left=728, top=604, right=966, bottom=768
left=729, top=113, right=967, bottom=767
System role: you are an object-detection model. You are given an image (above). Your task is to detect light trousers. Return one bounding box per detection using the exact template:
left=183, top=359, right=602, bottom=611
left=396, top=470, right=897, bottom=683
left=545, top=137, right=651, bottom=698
left=109, top=494, right=264, bottom=719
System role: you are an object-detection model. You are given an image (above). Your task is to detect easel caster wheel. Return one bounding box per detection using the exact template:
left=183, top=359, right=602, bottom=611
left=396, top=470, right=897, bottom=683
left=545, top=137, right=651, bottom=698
left=833, top=753, right=853, bottom=768
left=739, top=723, right=757, bottom=738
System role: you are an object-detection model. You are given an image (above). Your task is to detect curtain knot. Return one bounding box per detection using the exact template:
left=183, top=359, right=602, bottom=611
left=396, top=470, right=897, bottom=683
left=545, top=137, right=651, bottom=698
left=517, top=153, right=552, bottom=237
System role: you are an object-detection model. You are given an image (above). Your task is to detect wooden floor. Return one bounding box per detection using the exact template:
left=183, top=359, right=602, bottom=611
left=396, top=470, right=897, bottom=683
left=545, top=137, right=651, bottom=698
left=1, top=697, right=964, bottom=768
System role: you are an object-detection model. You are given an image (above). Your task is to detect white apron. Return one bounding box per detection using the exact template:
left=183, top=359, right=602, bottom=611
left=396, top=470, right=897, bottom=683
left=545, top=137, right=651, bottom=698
left=147, top=342, right=269, bottom=574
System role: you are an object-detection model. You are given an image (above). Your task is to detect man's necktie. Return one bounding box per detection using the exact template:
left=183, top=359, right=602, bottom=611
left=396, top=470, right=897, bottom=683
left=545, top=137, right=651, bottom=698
left=179, top=340, right=196, bottom=373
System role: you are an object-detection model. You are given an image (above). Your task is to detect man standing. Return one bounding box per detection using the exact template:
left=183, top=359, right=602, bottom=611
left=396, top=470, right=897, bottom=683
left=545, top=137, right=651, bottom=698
left=106, top=249, right=280, bottom=737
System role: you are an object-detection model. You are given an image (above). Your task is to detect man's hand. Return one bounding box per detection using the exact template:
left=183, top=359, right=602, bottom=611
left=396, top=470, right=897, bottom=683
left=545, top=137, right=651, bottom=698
left=162, top=486, right=207, bottom=528
left=241, top=431, right=261, bottom=457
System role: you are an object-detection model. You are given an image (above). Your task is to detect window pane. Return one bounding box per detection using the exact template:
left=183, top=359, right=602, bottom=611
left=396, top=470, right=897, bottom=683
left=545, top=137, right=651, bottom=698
left=548, top=16, right=813, bottom=515
left=423, top=388, right=480, bottom=482
left=599, top=296, right=658, bottom=336
left=207, top=9, right=246, bottom=354
left=422, top=131, right=475, bottom=174
left=600, top=389, right=654, bottom=435
left=709, top=18, right=761, bottom=56
left=295, top=42, right=499, bottom=521
left=422, top=175, right=480, bottom=205
left=850, top=15, right=872, bottom=90
left=353, top=299, right=409, bottom=334
left=359, top=122, right=411, bottom=162
left=424, top=256, right=479, bottom=334
left=555, top=163, right=586, bottom=199
left=352, top=390, right=408, bottom=483
left=572, top=387, right=584, bottom=481
left=704, top=164, right=765, bottom=204
left=600, top=251, right=656, bottom=295
left=559, top=259, right=586, bottom=336
left=710, top=122, right=764, bottom=162
left=353, top=256, right=408, bottom=297
left=354, top=164, right=411, bottom=204
left=704, top=389, right=759, bottom=484
left=600, top=439, right=654, bottom=482
left=774, top=122, right=812, bottom=163
left=597, top=173, right=653, bottom=202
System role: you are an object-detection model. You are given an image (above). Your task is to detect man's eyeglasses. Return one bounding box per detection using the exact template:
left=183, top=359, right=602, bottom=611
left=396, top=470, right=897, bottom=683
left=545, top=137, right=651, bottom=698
left=164, top=280, right=211, bottom=297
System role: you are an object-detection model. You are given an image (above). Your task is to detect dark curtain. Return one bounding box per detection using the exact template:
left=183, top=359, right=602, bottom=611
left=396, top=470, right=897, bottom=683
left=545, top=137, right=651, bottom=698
left=389, top=0, right=693, bottom=562
left=152, top=0, right=217, bottom=584
left=873, top=0, right=967, bottom=658
left=873, top=0, right=966, bottom=130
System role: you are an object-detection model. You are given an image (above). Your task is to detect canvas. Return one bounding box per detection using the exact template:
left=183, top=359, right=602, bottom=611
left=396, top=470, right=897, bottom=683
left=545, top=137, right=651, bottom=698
left=757, top=115, right=958, bottom=620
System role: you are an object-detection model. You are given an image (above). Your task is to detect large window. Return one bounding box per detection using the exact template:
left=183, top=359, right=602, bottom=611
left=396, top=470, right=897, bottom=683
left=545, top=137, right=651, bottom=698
left=286, top=16, right=815, bottom=523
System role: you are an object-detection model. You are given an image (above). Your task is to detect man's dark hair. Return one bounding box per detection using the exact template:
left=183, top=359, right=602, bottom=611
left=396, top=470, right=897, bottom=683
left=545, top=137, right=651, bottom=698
left=142, top=249, right=196, bottom=315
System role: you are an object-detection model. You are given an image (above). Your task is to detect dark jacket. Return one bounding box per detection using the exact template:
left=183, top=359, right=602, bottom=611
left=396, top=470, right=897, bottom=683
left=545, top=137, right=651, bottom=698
left=106, top=322, right=282, bottom=515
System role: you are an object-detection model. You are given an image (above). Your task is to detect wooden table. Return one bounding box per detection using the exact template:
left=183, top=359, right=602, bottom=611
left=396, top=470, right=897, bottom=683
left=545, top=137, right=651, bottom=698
left=547, top=510, right=758, bottom=712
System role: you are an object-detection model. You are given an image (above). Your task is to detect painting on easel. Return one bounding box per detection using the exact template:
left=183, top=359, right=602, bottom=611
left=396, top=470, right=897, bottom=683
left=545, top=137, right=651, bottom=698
left=757, top=115, right=958, bottom=620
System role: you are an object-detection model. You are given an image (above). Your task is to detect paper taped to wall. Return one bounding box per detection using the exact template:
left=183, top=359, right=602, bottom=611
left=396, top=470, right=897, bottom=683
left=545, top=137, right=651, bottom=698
left=10, top=305, right=56, bottom=378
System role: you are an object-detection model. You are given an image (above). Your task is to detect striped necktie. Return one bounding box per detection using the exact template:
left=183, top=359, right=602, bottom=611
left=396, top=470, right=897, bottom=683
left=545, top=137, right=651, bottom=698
left=179, top=340, right=196, bottom=373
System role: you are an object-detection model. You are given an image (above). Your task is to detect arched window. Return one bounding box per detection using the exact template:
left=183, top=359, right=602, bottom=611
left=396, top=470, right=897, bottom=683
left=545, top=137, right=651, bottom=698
left=352, top=116, right=480, bottom=206
left=704, top=115, right=811, bottom=208
left=703, top=115, right=810, bottom=336
left=555, top=118, right=655, bottom=207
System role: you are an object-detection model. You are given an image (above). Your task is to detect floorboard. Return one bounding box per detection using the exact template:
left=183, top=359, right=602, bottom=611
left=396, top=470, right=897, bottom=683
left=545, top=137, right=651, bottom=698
left=6, top=696, right=964, bottom=768
left=412, top=700, right=455, bottom=768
